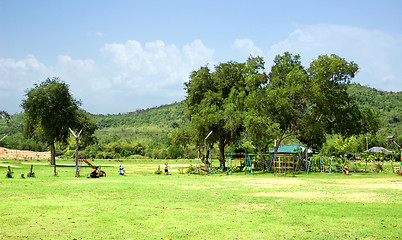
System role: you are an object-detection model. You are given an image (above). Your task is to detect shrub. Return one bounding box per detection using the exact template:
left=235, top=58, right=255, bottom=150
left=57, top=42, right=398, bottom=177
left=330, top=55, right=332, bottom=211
left=350, top=162, right=363, bottom=172
left=232, top=166, right=243, bottom=173
left=27, top=172, right=35, bottom=177
left=371, top=163, right=383, bottom=173
left=185, top=166, right=196, bottom=174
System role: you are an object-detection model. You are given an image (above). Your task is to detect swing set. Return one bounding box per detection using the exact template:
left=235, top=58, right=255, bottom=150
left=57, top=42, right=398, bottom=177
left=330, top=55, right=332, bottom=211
left=305, top=156, right=339, bottom=174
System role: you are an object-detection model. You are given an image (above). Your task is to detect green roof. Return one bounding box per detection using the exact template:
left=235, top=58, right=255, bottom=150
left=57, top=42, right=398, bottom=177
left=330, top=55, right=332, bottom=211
left=268, top=144, right=313, bottom=154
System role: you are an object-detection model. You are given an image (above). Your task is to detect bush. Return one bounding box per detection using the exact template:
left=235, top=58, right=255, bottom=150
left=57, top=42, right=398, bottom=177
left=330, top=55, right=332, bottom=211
left=350, top=162, right=363, bottom=172
left=185, top=152, right=197, bottom=159
left=27, top=172, right=35, bottom=177
left=185, top=166, right=196, bottom=174
left=371, top=163, right=383, bottom=173
left=232, top=165, right=244, bottom=173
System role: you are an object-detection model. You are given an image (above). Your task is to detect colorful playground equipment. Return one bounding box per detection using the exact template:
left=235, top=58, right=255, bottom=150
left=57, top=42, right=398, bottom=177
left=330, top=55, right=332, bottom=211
left=189, top=150, right=346, bottom=176
left=75, top=156, right=106, bottom=177
left=189, top=153, right=234, bottom=175
left=306, top=157, right=338, bottom=174
left=273, top=154, right=295, bottom=176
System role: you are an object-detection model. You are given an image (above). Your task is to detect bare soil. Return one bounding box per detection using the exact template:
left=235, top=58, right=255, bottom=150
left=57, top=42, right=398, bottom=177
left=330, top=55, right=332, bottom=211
left=0, top=147, right=51, bottom=160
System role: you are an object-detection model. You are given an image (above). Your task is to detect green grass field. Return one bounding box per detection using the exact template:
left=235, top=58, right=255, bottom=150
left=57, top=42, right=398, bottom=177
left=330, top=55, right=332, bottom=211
left=1, top=159, right=401, bottom=239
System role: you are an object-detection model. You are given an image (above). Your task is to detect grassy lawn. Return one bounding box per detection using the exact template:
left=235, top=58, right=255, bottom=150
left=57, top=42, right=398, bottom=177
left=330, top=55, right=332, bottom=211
left=0, top=159, right=401, bottom=239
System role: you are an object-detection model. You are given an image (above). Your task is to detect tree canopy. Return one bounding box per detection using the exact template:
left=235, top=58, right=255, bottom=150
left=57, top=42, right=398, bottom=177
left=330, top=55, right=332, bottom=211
left=184, top=57, right=268, bottom=165
left=183, top=52, right=380, bottom=164
left=21, top=77, right=97, bottom=165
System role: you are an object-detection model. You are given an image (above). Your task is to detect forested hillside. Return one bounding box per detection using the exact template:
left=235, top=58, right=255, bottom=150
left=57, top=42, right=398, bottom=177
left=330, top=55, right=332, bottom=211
left=348, top=84, right=401, bottom=135
left=0, top=84, right=400, bottom=159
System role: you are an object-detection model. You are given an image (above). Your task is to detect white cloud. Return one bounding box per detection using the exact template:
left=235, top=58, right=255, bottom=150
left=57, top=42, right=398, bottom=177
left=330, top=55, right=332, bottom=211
left=1, top=39, right=215, bottom=114
left=101, top=39, right=214, bottom=95
left=232, top=39, right=263, bottom=58
left=266, top=24, right=402, bottom=91
left=183, top=40, right=215, bottom=66
left=3, top=29, right=399, bottom=115
left=0, top=55, right=48, bottom=113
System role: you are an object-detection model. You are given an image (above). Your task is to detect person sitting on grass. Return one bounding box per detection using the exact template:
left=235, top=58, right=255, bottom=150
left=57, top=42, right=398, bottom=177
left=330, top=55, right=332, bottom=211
left=164, top=162, right=169, bottom=175
left=89, top=166, right=99, bottom=178
left=119, top=165, right=125, bottom=176
left=343, top=164, right=349, bottom=175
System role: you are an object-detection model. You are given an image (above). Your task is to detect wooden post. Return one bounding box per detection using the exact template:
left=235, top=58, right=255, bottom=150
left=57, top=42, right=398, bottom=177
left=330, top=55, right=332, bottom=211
left=69, top=128, right=82, bottom=174
left=30, top=165, right=33, bottom=176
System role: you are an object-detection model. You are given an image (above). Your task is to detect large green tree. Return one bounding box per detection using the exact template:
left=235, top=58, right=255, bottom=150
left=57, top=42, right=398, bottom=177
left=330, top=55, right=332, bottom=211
left=21, top=77, right=97, bottom=165
left=296, top=54, right=379, bottom=157
left=185, top=62, right=244, bottom=166
left=265, top=53, right=379, bottom=160
left=266, top=52, right=309, bottom=155
left=185, top=57, right=265, bottom=166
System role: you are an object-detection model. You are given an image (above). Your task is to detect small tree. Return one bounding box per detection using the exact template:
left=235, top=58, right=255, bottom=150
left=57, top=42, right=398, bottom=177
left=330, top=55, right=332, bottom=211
left=21, top=77, right=97, bottom=165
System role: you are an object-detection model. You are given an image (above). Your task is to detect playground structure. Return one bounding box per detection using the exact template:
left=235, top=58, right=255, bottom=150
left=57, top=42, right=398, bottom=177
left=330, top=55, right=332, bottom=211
left=273, top=154, right=295, bottom=176
left=304, top=156, right=339, bottom=174
left=223, top=153, right=347, bottom=175
left=75, top=156, right=106, bottom=177
left=187, top=145, right=365, bottom=176
left=189, top=153, right=235, bottom=175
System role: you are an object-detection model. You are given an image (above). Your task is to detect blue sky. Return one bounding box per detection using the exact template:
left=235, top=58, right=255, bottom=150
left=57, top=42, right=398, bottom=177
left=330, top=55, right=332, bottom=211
left=1, top=0, right=401, bottom=114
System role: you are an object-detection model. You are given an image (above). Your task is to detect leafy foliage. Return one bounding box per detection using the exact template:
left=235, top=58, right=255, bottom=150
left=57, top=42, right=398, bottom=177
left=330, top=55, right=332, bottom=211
left=184, top=57, right=268, bottom=164
left=0, top=110, right=10, bottom=122
left=20, top=78, right=97, bottom=164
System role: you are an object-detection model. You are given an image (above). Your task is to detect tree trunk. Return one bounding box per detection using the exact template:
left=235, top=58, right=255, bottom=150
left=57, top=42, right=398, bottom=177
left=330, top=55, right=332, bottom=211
left=50, top=141, right=56, bottom=165
left=202, top=148, right=211, bottom=165
left=273, top=137, right=284, bottom=157
left=305, top=145, right=309, bottom=164
left=257, top=146, right=269, bottom=168
left=218, top=136, right=226, bottom=168
left=75, top=137, right=79, bottom=167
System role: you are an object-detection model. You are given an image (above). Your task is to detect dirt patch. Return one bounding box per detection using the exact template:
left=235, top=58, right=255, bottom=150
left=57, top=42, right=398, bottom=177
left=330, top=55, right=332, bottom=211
left=0, top=147, right=51, bottom=160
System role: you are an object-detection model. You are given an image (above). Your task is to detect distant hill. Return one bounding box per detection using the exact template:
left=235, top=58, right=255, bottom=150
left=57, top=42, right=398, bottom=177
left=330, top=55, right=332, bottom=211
left=347, top=84, right=401, bottom=136
left=93, top=101, right=187, bottom=130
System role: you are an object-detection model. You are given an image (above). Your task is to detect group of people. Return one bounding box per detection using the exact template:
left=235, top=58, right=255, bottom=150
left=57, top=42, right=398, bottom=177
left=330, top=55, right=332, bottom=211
left=89, top=163, right=171, bottom=177
left=90, top=162, right=348, bottom=177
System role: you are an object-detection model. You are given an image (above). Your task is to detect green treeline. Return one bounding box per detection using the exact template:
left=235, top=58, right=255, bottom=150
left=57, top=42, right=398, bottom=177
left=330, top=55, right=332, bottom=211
left=1, top=79, right=401, bottom=161
left=0, top=84, right=401, bottom=160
